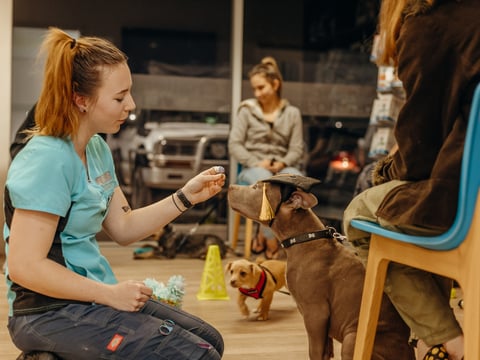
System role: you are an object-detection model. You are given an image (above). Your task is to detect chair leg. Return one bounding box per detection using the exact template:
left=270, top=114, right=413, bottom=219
left=231, top=212, right=241, bottom=252
left=353, top=236, right=391, bottom=360
left=231, top=212, right=254, bottom=259
left=462, top=221, right=480, bottom=360
left=460, top=215, right=480, bottom=360
left=244, top=218, right=253, bottom=259
left=462, top=285, right=480, bottom=360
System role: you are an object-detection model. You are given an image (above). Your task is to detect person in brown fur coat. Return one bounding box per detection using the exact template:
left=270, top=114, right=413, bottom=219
left=344, top=0, right=480, bottom=359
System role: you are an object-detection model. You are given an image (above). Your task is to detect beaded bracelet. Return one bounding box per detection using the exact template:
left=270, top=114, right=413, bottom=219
left=175, top=189, right=193, bottom=209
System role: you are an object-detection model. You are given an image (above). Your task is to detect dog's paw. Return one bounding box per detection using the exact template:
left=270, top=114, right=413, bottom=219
left=239, top=306, right=250, bottom=318
left=256, top=313, right=269, bottom=321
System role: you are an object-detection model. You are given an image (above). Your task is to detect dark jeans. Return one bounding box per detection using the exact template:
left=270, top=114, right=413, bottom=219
left=8, top=299, right=224, bottom=359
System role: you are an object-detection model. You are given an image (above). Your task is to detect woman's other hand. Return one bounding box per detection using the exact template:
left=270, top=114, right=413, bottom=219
left=271, top=161, right=286, bottom=174
left=257, top=159, right=285, bottom=174
left=258, top=159, right=273, bottom=170
left=102, top=280, right=153, bottom=312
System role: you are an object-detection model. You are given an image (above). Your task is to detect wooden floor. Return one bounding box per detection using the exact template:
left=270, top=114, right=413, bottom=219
left=0, top=236, right=464, bottom=360
left=0, top=240, right=317, bottom=360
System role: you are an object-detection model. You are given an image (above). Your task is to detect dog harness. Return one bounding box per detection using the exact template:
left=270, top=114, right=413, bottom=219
left=280, top=227, right=345, bottom=249
left=239, top=266, right=277, bottom=299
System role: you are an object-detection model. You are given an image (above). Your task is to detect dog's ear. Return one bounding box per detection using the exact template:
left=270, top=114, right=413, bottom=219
left=225, top=261, right=233, bottom=273
left=288, top=190, right=318, bottom=209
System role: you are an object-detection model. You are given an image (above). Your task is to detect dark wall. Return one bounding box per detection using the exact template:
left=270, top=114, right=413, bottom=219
left=14, top=0, right=379, bottom=66
left=13, top=0, right=378, bottom=84
left=13, top=0, right=232, bottom=64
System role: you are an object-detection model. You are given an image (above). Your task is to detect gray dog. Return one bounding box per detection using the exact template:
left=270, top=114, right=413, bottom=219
left=228, top=174, right=414, bottom=360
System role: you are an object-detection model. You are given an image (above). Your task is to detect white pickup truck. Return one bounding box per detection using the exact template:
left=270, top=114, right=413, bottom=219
left=109, top=120, right=229, bottom=209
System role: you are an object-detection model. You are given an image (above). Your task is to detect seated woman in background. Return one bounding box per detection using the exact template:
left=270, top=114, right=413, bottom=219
left=228, top=56, right=305, bottom=259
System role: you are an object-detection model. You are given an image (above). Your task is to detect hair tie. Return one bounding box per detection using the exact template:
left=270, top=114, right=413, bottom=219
left=70, top=38, right=76, bottom=49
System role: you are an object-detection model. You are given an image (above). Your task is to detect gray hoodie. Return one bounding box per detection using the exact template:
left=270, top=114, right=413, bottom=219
left=228, top=98, right=304, bottom=168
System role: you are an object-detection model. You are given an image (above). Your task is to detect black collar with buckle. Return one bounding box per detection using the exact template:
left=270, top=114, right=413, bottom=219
left=280, top=227, right=340, bottom=249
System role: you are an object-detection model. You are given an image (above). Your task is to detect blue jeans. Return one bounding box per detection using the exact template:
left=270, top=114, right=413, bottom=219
left=8, top=300, right=224, bottom=359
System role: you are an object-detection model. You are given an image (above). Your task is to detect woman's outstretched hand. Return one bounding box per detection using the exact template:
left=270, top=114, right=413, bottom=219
left=181, top=166, right=226, bottom=205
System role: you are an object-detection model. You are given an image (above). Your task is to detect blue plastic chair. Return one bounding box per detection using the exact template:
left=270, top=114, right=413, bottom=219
left=351, top=83, right=480, bottom=360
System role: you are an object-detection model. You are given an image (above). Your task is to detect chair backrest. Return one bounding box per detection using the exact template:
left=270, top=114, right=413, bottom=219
left=351, top=83, right=480, bottom=250
left=438, top=84, right=480, bottom=249
left=448, top=82, right=480, bottom=247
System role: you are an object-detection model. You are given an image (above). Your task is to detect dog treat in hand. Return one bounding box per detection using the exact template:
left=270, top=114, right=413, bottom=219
left=214, top=166, right=225, bottom=174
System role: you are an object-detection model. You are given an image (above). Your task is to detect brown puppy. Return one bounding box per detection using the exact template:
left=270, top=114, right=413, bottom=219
left=225, top=258, right=287, bottom=321
left=228, top=175, right=415, bottom=360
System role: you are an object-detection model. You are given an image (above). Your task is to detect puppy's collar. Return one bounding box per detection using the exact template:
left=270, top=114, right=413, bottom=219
left=280, top=227, right=343, bottom=249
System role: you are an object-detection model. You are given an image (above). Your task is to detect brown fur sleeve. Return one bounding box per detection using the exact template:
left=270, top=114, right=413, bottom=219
left=372, top=155, right=394, bottom=186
